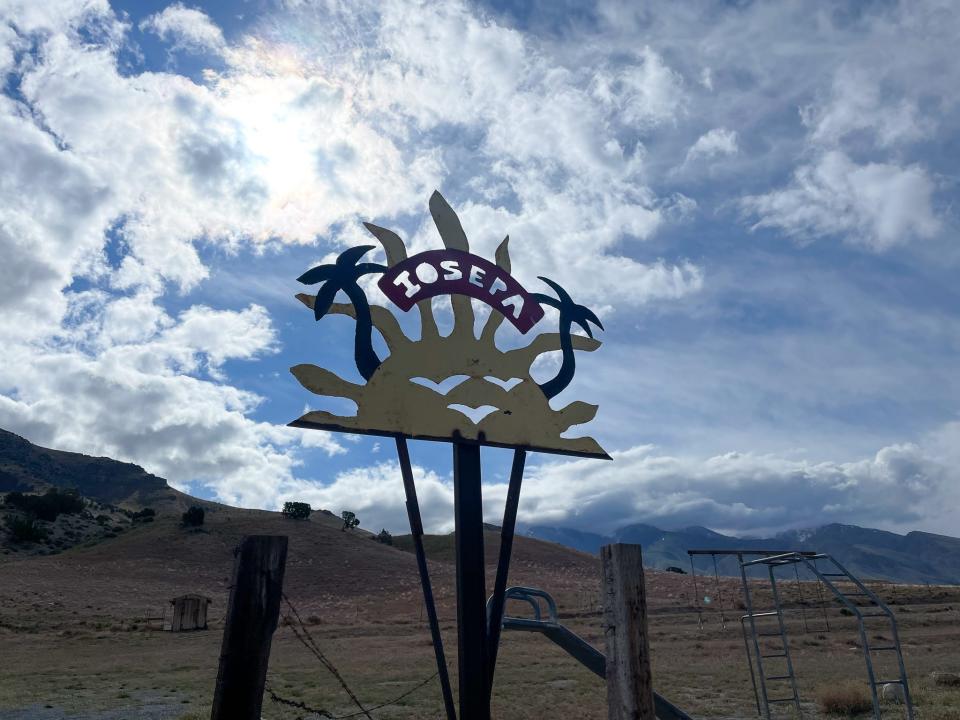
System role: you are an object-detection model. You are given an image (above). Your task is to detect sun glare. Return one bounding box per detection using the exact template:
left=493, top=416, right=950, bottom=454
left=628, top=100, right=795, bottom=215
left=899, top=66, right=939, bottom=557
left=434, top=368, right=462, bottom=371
left=217, top=42, right=343, bottom=224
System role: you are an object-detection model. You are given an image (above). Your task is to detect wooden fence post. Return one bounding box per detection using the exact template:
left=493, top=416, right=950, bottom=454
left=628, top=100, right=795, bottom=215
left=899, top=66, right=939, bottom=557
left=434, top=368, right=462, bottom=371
left=211, top=535, right=289, bottom=720
left=602, top=543, right=656, bottom=720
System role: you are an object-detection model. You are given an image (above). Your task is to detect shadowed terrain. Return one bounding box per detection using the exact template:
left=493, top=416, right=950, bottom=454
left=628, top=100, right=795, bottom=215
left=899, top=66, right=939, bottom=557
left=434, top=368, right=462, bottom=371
left=1, top=430, right=959, bottom=719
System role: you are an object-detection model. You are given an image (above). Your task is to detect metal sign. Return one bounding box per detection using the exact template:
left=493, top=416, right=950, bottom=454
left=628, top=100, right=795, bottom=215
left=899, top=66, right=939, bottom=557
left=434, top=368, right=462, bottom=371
left=290, top=191, right=609, bottom=720
left=379, top=249, right=544, bottom=332
left=290, top=190, right=607, bottom=459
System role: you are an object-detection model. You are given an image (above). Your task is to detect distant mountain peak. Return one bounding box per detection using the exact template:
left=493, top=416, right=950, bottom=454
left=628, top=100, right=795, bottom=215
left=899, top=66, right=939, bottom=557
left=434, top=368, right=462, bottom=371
left=681, top=525, right=726, bottom=538
left=526, top=519, right=960, bottom=585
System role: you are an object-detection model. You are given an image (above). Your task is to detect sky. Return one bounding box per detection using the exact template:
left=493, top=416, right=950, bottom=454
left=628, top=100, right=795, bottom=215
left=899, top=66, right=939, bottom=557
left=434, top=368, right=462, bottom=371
left=1, top=0, right=958, bottom=539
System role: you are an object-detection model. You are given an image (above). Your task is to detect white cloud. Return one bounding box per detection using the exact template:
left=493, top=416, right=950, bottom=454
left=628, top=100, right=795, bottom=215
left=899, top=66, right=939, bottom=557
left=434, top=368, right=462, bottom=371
left=699, top=67, right=713, bottom=91
left=802, top=66, right=931, bottom=149
left=0, top=299, right=343, bottom=507
left=0, top=1, right=451, bottom=511
left=685, top=127, right=738, bottom=163
left=587, top=1, right=956, bottom=253
left=592, top=46, right=686, bottom=131
left=0, top=1, right=353, bottom=498
left=7, top=9, right=440, bottom=302
left=0, top=0, right=598, bottom=512
left=518, top=441, right=950, bottom=537
left=0, top=97, right=114, bottom=340
left=140, top=3, right=225, bottom=54
left=282, top=462, right=454, bottom=534
left=0, top=23, right=16, bottom=74
left=741, top=151, right=939, bottom=251
left=343, top=0, right=699, bottom=304
left=308, top=434, right=955, bottom=539
left=1, top=0, right=957, bottom=536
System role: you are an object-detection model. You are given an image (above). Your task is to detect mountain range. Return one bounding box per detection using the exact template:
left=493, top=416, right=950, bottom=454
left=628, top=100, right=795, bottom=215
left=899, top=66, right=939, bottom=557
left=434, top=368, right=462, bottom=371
left=524, top=521, right=960, bottom=585
left=2, top=426, right=958, bottom=585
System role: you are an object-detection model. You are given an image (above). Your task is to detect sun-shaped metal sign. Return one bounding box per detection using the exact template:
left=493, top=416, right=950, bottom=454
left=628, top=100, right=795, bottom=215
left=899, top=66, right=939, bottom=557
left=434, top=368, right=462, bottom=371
left=289, top=190, right=608, bottom=459
left=289, top=191, right=609, bottom=720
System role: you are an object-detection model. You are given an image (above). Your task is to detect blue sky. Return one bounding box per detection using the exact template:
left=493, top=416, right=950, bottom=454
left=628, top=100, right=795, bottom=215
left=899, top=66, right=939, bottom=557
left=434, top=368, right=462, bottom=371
left=1, top=0, right=958, bottom=538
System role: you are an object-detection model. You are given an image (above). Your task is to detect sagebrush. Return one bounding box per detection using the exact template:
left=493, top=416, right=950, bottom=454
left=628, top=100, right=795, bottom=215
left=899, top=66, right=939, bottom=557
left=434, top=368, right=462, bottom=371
left=817, top=682, right=873, bottom=716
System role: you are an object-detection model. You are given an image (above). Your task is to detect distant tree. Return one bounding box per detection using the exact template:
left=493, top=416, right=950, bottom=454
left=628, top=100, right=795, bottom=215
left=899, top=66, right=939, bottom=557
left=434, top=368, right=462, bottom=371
left=3, top=489, right=84, bottom=521
left=181, top=505, right=205, bottom=527
left=4, top=515, right=48, bottom=543
left=376, top=528, right=393, bottom=546
left=341, top=510, right=360, bottom=532
left=131, top=507, right=156, bottom=522
left=283, top=501, right=312, bottom=520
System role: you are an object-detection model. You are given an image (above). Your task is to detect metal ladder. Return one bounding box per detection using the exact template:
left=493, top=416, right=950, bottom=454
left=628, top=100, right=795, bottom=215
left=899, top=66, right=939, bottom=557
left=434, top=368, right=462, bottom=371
left=739, top=559, right=803, bottom=718
left=741, top=552, right=914, bottom=720
left=804, top=554, right=914, bottom=719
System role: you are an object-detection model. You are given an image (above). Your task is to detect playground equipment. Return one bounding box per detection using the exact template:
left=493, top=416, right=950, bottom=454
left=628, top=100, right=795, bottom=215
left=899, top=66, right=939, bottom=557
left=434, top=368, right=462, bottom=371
left=686, top=549, right=829, bottom=632
left=686, top=549, right=913, bottom=719
left=489, top=586, right=695, bottom=720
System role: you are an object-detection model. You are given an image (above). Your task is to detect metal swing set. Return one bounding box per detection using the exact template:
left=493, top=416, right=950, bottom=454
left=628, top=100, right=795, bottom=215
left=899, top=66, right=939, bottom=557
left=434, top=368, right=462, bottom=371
left=686, top=549, right=914, bottom=720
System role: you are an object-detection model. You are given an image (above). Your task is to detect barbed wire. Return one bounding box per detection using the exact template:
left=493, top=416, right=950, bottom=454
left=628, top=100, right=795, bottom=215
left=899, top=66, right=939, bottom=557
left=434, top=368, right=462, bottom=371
left=271, top=593, right=441, bottom=719
left=267, top=670, right=440, bottom=720
left=265, top=686, right=333, bottom=719
left=281, top=593, right=374, bottom=719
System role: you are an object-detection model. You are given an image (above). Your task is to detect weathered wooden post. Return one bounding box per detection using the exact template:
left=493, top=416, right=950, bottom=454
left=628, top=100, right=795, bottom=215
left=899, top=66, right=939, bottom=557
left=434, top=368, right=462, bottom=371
left=211, top=535, right=288, bottom=720
left=602, top=543, right=656, bottom=720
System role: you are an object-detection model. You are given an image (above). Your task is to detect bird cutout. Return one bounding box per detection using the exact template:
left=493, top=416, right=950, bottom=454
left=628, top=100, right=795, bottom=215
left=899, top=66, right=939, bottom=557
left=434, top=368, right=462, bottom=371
left=410, top=376, right=472, bottom=395
left=483, top=376, right=524, bottom=391
left=447, top=404, right=499, bottom=424
left=289, top=191, right=609, bottom=459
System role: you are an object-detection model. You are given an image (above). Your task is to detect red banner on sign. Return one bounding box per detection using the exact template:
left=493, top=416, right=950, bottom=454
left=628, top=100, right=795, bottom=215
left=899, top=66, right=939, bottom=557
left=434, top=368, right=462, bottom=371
left=378, top=250, right=545, bottom=333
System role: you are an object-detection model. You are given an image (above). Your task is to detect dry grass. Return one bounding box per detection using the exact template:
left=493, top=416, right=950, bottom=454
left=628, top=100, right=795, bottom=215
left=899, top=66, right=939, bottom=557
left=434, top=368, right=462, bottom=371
left=816, top=682, right=873, bottom=716
left=1, top=508, right=959, bottom=719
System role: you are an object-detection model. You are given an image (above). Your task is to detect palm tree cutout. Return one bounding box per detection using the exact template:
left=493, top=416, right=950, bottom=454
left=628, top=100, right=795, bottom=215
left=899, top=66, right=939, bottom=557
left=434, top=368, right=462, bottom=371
left=532, top=277, right=604, bottom=399
left=297, top=245, right=387, bottom=381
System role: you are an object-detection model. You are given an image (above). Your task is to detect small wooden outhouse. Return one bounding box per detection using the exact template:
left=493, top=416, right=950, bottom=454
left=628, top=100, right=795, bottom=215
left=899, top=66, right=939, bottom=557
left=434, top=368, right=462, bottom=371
left=168, top=593, right=211, bottom=631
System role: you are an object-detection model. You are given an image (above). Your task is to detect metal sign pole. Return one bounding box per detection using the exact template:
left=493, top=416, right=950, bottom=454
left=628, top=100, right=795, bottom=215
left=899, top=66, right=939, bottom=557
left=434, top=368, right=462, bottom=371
left=486, top=448, right=526, bottom=692
left=395, top=437, right=457, bottom=720
left=453, top=441, right=490, bottom=720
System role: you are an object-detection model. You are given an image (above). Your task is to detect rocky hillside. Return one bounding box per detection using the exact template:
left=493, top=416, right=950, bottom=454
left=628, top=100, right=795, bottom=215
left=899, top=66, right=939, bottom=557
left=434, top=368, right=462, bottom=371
left=0, top=429, right=610, bottom=616
left=0, top=428, right=220, bottom=557
left=0, top=428, right=180, bottom=508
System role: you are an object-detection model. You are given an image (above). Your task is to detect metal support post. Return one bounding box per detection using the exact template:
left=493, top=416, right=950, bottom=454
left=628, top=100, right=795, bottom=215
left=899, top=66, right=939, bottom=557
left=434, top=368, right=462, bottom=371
left=486, top=448, right=526, bottom=692
left=396, top=438, right=456, bottom=720
left=453, top=442, right=490, bottom=720
left=739, top=557, right=771, bottom=719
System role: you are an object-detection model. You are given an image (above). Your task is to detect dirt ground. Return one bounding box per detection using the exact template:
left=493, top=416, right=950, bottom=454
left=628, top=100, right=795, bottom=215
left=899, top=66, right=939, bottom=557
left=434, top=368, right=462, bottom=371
left=1, top=571, right=958, bottom=719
